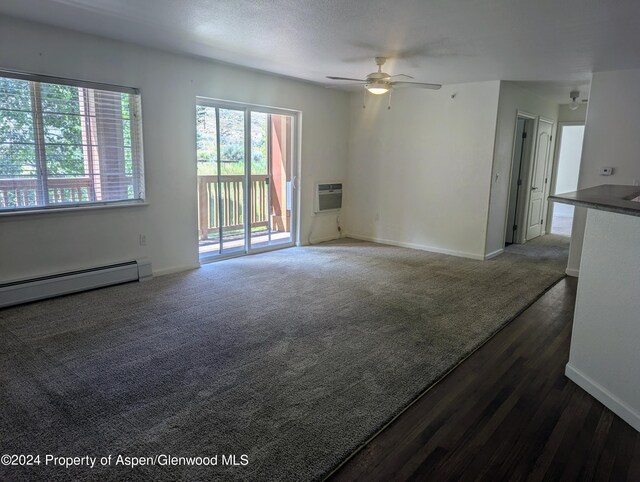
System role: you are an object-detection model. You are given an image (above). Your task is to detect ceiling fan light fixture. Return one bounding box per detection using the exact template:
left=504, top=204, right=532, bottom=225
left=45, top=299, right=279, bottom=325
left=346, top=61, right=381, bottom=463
left=366, top=82, right=390, bottom=95
left=569, top=90, right=580, bottom=111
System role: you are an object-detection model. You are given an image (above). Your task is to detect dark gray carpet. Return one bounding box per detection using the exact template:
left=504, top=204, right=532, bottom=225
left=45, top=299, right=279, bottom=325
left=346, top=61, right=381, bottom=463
left=0, top=236, right=569, bottom=481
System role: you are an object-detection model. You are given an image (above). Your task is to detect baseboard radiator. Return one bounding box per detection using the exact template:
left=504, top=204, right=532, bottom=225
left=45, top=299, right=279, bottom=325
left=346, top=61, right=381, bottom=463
left=0, top=258, right=152, bottom=309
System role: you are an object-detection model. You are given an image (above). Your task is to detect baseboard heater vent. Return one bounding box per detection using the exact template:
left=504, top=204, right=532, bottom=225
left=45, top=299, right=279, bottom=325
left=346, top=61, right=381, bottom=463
left=0, top=258, right=152, bottom=309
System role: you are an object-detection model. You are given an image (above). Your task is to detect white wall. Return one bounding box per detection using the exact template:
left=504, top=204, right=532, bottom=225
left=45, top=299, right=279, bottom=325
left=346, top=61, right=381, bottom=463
left=558, top=103, right=587, bottom=123
left=343, top=82, right=501, bottom=259
left=566, top=209, right=640, bottom=432
left=485, top=82, right=559, bottom=256
left=567, top=69, right=640, bottom=275
left=0, top=16, right=349, bottom=281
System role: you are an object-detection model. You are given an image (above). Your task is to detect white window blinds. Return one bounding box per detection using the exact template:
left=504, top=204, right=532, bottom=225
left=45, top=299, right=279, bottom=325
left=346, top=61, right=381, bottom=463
left=0, top=71, right=145, bottom=212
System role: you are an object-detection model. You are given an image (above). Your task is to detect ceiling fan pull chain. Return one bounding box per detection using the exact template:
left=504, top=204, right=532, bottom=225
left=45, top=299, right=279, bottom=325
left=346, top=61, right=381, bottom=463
left=388, top=90, right=392, bottom=110
left=363, top=87, right=366, bottom=109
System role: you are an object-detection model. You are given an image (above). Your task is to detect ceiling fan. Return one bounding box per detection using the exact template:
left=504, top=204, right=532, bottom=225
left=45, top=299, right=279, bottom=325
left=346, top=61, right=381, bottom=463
left=327, top=56, right=441, bottom=96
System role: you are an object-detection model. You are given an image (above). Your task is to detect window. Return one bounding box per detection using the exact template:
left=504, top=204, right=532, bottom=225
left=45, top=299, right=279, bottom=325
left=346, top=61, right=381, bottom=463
left=0, top=71, right=144, bottom=212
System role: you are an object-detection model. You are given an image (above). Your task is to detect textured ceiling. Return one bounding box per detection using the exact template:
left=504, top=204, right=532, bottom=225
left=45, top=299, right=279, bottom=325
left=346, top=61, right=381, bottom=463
left=1, top=0, right=639, bottom=90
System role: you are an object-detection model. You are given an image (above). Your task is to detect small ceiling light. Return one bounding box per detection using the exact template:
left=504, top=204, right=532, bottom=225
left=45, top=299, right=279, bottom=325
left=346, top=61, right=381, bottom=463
left=569, top=90, right=580, bottom=111
left=366, top=81, right=390, bottom=95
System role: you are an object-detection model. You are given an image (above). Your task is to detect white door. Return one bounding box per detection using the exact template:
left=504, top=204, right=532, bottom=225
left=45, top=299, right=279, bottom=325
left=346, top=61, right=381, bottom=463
left=526, top=119, right=553, bottom=240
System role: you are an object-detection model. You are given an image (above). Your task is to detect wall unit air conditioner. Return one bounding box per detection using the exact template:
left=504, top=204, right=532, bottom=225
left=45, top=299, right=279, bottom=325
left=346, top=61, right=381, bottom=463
left=315, top=182, right=342, bottom=213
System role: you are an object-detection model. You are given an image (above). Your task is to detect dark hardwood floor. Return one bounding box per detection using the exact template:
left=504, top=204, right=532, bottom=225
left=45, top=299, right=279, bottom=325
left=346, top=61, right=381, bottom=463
left=329, top=278, right=640, bottom=481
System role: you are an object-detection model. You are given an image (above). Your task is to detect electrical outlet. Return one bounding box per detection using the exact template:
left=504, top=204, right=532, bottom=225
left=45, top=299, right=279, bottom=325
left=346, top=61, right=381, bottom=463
left=139, top=234, right=147, bottom=246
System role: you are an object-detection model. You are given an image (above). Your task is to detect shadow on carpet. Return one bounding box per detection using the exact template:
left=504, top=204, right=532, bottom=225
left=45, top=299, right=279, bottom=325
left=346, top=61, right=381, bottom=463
left=0, top=236, right=568, bottom=481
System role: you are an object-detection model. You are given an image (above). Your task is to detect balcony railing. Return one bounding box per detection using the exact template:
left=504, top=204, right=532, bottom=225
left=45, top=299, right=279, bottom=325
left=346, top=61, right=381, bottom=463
left=1, top=176, right=272, bottom=243
left=197, top=174, right=269, bottom=240
left=0, top=177, right=95, bottom=208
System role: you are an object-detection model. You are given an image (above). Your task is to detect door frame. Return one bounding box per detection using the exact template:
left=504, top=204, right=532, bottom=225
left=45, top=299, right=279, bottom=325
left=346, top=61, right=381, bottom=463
left=503, top=110, right=537, bottom=245
left=545, top=121, right=585, bottom=232
left=196, top=97, right=301, bottom=262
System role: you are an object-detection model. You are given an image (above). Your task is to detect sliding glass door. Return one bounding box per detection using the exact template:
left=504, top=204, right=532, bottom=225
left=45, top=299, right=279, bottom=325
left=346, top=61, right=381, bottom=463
left=196, top=100, right=297, bottom=260
left=196, top=105, right=246, bottom=256
left=249, top=112, right=294, bottom=250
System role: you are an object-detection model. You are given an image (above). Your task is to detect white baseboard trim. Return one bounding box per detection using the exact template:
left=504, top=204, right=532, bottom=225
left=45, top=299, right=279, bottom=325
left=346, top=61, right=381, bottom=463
left=565, top=268, right=580, bottom=277
left=484, top=248, right=504, bottom=260
left=345, top=233, right=485, bottom=260
left=153, top=263, right=200, bottom=277
left=565, top=363, right=640, bottom=432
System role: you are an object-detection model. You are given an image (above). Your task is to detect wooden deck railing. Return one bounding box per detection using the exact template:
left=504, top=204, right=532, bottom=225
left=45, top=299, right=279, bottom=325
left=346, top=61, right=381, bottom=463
left=0, top=177, right=95, bottom=208
left=1, top=175, right=269, bottom=241
left=198, top=174, right=269, bottom=239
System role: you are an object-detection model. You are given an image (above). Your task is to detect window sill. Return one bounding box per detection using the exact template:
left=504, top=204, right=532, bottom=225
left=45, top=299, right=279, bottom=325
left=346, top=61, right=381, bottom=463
left=0, top=201, right=149, bottom=218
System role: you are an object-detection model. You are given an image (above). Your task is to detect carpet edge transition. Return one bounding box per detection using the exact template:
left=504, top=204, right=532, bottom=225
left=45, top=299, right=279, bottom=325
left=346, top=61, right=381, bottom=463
left=322, top=274, right=567, bottom=481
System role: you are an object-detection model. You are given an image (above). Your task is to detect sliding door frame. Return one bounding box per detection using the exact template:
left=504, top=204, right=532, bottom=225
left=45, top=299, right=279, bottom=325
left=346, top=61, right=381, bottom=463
left=196, top=97, right=300, bottom=262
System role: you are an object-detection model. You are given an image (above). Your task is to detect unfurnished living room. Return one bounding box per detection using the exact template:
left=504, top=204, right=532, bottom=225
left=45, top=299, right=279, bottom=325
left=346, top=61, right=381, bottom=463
left=1, top=1, right=640, bottom=481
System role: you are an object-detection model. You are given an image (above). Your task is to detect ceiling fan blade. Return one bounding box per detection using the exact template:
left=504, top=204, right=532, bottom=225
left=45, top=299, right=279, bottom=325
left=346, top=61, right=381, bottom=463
left=325, top=82, right=367, bottom=88
left=390, top=73, right=415, bottom=80
left=392, top=81, right=442, bottom=90
left=326, top=76, right=367, bottom=82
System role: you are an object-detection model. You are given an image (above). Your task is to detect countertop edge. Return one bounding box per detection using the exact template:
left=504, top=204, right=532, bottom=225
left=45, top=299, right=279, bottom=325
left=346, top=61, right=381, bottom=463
left=548, top=196, right=640, bottom=218
left=548, top=185, right=640, bottom=218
